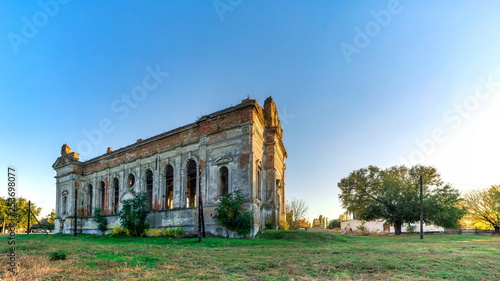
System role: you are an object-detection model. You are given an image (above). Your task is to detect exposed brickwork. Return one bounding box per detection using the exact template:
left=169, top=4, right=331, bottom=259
left=81, top=106, right=254, bottom=173
left=240, top=146, right=251, bottom=169
left=208, top=131, right=228, bottom=143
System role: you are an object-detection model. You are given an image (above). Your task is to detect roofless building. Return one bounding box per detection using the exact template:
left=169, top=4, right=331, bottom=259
left=53, top=97, right=287, bottom=237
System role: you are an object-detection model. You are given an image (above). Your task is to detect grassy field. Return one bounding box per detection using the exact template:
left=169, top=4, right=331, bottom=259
left=1, top=231, right=499, bottom=280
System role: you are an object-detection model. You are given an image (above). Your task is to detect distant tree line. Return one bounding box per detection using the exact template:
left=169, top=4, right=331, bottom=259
left=0, top=197, right=42, bottom=232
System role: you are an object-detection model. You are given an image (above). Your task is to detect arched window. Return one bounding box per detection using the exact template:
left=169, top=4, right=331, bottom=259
left=186, top=160, right=197, bottom=208
left=146, top=170, right=154, bottom=210
left=128, top=174, right=135, bottom=187
left=62, top=191, right=68, bottom=215
left=88, top=184, right=93, bottom=216
left=100, top=181, right=105, bottom=210
left=219, top=166, right=229, bottom=197
left=165, top=165, right=174, bottom=209
left=113, top=178, right=119, bottom=214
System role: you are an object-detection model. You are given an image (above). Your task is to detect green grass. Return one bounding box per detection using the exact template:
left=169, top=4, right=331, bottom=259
left=1, top=231, right=499, bottom=280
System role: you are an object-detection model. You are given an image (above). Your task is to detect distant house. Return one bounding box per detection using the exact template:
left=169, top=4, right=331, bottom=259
left=340, top=219, right=444, bottom=234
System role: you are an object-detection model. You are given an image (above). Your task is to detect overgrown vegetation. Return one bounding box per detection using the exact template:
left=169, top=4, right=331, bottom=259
left=111, top=226, right=130, bottom=237
left=92, top=207, right=108, bottom=235
left=117, top=192, right=149, bottom=237
left=327, top=219, right=340, bottom=229
left=406, top=224, right=417, bottom=233
left=265, top=220, right=274, bottom=229
left=213, top=190, right=254, bottom=237
left=278, top=218, right=289, bottom=230
left=356, top=223, right=369, bottom=236
left=146, top=227, right=187, bottom=238
left=1, top=231, right=499, bottom=280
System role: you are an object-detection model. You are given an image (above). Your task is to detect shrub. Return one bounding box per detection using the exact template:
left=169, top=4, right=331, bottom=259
left=49, top=252, right=66, bottom=261
left=162, top=227, right=186, bottom=238
left=407, top=224, right=417, bottom=234
left=92, top=207, right=108, bottom=235
left=356, top=224, right=370, bottom=236
left=213, top=190, right=254, bottom=238
left=145, top=227, right=186, bottom=238
left=265, top=220, right=274, bottom=230
left=111, top=226, right=130, bottom=237
left=146, top=228, right=162, bottom=237
left=327, top=219, right=340, bottom=229
left=117, top=192, right=149, bottom=237
left=278, top=218, right=289, bottom=230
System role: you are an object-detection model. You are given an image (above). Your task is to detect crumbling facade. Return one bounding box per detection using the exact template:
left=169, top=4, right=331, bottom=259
left=53, top=97, right=287, bottom=237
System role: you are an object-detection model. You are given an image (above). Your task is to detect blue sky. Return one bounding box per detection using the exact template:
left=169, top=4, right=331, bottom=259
left=1, top=1, right=500, bottom=221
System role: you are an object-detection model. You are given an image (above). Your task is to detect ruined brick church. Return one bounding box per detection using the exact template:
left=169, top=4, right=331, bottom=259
left=53, top=97, right=287, bottom=237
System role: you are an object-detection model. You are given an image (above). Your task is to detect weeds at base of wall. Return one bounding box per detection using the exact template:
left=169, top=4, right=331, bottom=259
left=110, top=226, right=131, bottom=237
left=265, top=220, right=274, bottom=230
left=278, top=218, right=289, bottom=230
left=145, top=227, right=187, bottom=238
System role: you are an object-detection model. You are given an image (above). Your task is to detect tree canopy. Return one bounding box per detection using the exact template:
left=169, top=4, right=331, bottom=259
left=462, top=185, right=500, bottom=233
left=0, top=197, right=41, bottom=232
left=338, top=165, right=465, bottom=235
left=327, top=219, right=340, bottom=229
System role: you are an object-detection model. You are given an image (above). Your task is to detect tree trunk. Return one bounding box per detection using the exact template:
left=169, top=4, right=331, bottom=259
left=494, top=225, right=499, bottom=233
left=394, top=220, right=402, bottom=235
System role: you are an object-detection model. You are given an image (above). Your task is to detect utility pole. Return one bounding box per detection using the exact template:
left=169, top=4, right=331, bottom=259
left=420, top=175, right=424, bottom=240
left=74, top=188, right=78, bottom=237
left=27, top=200, right=31, bottom=234
left=197, top=166, right=205, bottom=242
left=197, top=167, right=202, bottom=242
left=200, top=184, right=206, bottom=238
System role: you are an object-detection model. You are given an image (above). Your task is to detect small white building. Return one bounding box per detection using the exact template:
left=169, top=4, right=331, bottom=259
left=340, top=219, right=444, bottom=234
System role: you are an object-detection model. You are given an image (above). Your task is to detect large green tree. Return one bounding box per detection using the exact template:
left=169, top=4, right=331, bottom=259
left=338, top=165, right=465, bottom=235
left=462, top=185, right=500, bottom=233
